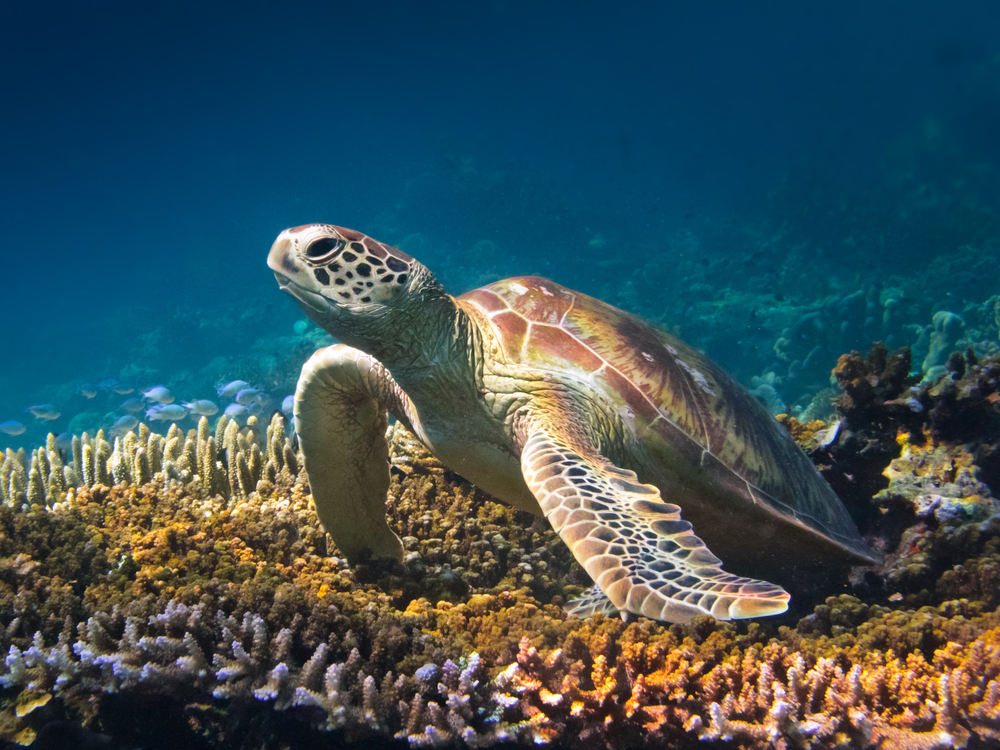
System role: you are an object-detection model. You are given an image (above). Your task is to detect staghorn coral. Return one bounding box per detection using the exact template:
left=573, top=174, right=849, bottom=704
left=0, top=413, right=300, bottom=515
left=0, top=404, right=999, bottom=747
left=483, top=602, right=1000, bottom=749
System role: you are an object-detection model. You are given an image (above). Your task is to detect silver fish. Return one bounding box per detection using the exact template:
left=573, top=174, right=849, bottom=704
left=111, top=415, right=139, bottom=435
left=145, top=404, right=187, bottom=421
left=235, top=388, right=261, bottom=405
left=281, top=395, right=294, bottom=413
left=142, top=386, right=174, bottom=404
left=183, top=399, right=219, bottom=416
left=218, top=380, right=250, bottom=399
left=26, top=404, right=60, bottom=420
left=79, top=384, right=98, bottom=398
left=120, top=398, right=145, bottom=413
left=0, top=421, right=26, bottom=436
left=224, top=403, right=247, bottom=418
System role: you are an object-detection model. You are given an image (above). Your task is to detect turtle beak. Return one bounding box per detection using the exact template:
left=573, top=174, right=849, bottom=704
left=271, top=269, right=331, bottom=314
left=286, top=283, right=331, bottom=314
left=267, top=234, right=300, bottom=278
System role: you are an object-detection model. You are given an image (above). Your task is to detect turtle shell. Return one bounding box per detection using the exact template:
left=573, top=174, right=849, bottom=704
left=460, top=276, right=875, bottom=575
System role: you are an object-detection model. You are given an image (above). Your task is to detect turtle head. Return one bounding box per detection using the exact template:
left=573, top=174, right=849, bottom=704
left=268, top=224, right=446, bottom=355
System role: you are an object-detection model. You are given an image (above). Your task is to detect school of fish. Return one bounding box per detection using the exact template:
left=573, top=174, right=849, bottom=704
left=0, top=378, right=294, bottom=444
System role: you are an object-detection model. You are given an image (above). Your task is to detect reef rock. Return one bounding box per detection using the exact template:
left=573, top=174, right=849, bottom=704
left=876, top=434, right=1000, bottom=523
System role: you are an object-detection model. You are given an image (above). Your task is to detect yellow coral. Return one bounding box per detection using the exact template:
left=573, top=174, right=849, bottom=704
left=0, top=419, right=999, bottom=747
left=877, top=430, right=999, bottom=522
left=775, top=414, right=831, bottom=451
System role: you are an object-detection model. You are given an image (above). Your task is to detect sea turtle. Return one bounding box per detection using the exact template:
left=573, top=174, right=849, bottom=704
left=267, top=224, right=878, bottom=624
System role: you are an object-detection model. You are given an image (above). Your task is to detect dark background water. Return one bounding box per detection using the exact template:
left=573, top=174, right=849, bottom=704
left=2, top=0, right=999, bottom=446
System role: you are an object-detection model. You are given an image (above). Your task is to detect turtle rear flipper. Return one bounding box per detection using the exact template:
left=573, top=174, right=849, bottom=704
left=564, top=584, right=620, bottom=619
left=519, top=409, right=790, bottom=623
left=295, top=344, right=411, bottom=564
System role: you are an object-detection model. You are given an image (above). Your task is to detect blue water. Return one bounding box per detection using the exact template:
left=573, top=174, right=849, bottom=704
left=2, top=0, right=999, bottom=447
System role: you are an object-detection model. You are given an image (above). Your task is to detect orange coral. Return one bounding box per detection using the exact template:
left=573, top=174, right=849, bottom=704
left=775, top=414, right=831, bottom=452
left=0, top=414, right=999, bottom=747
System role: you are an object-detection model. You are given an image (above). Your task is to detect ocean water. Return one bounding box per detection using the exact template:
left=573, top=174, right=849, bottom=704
left=2, top=1, right=998, bottom=447
left=2, top=1, right=1000, bottom=745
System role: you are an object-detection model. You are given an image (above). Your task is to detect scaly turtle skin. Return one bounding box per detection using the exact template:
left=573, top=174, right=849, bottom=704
left=268, top=224, right=878, bottom=624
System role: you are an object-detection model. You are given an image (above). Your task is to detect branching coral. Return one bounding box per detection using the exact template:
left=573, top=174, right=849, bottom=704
left=483, top=614, right=1000, bottom=749
left=0, top=413, right=298, bottom=513
left=0, top=401, right=999, bottom=748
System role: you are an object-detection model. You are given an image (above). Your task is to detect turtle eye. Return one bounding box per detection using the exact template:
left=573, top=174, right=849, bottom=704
left=305, top=237, right=344, bottom=261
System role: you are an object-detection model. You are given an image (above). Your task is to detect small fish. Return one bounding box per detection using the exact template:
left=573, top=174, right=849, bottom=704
left=183, top=399, right=219, bottom=416
left=120, top=397, right=145, bottom=412
left=26, top=404, right=60, bottom=420
left=0, top=421, right=26, bottom=436
left=145, top=404, right=187, bottom=421
left=55, top=432, right=73, bottom=451
left=817, top=419, right=842, bottom=448
left=142, top=385, right=174, bottom=404
left=79, top=384, right=98, bottom=398
left=224, top=403, right=247, bottom=418
left=247, top=401, right=264, bottom=416
left=111, top=383, right=134, bottom=394
left=110, top=415, right=139, bottom=435
left=254, top=392, right=272, bottom=408
left=281, top=395, right=294, bottom=413
left=235, top=387, right=261, bottom=405
left=97, top=378, right=120, bottom=390
left=217, top=380, right=250, bottom=398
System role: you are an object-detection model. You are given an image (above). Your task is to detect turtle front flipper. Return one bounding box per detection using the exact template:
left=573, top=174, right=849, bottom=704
left=519, top=413, right=790, bottom=623
left=294, top=344, right=412, bottom=564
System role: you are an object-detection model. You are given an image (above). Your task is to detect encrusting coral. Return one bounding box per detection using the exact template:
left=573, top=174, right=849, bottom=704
left=876, top=435, right=999, bottom=524
left=1, top=351, right=1000, bottom=748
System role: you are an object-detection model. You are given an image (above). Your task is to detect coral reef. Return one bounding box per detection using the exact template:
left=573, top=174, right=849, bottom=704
left=0, top=355, right=999, bottom=748
left=875, top=436, right=999, bottom=524
left=0, top=414, right=296, bottom=512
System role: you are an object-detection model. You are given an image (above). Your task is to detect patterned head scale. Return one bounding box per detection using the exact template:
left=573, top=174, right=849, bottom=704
left=268, top=224, right=415, bottom=309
